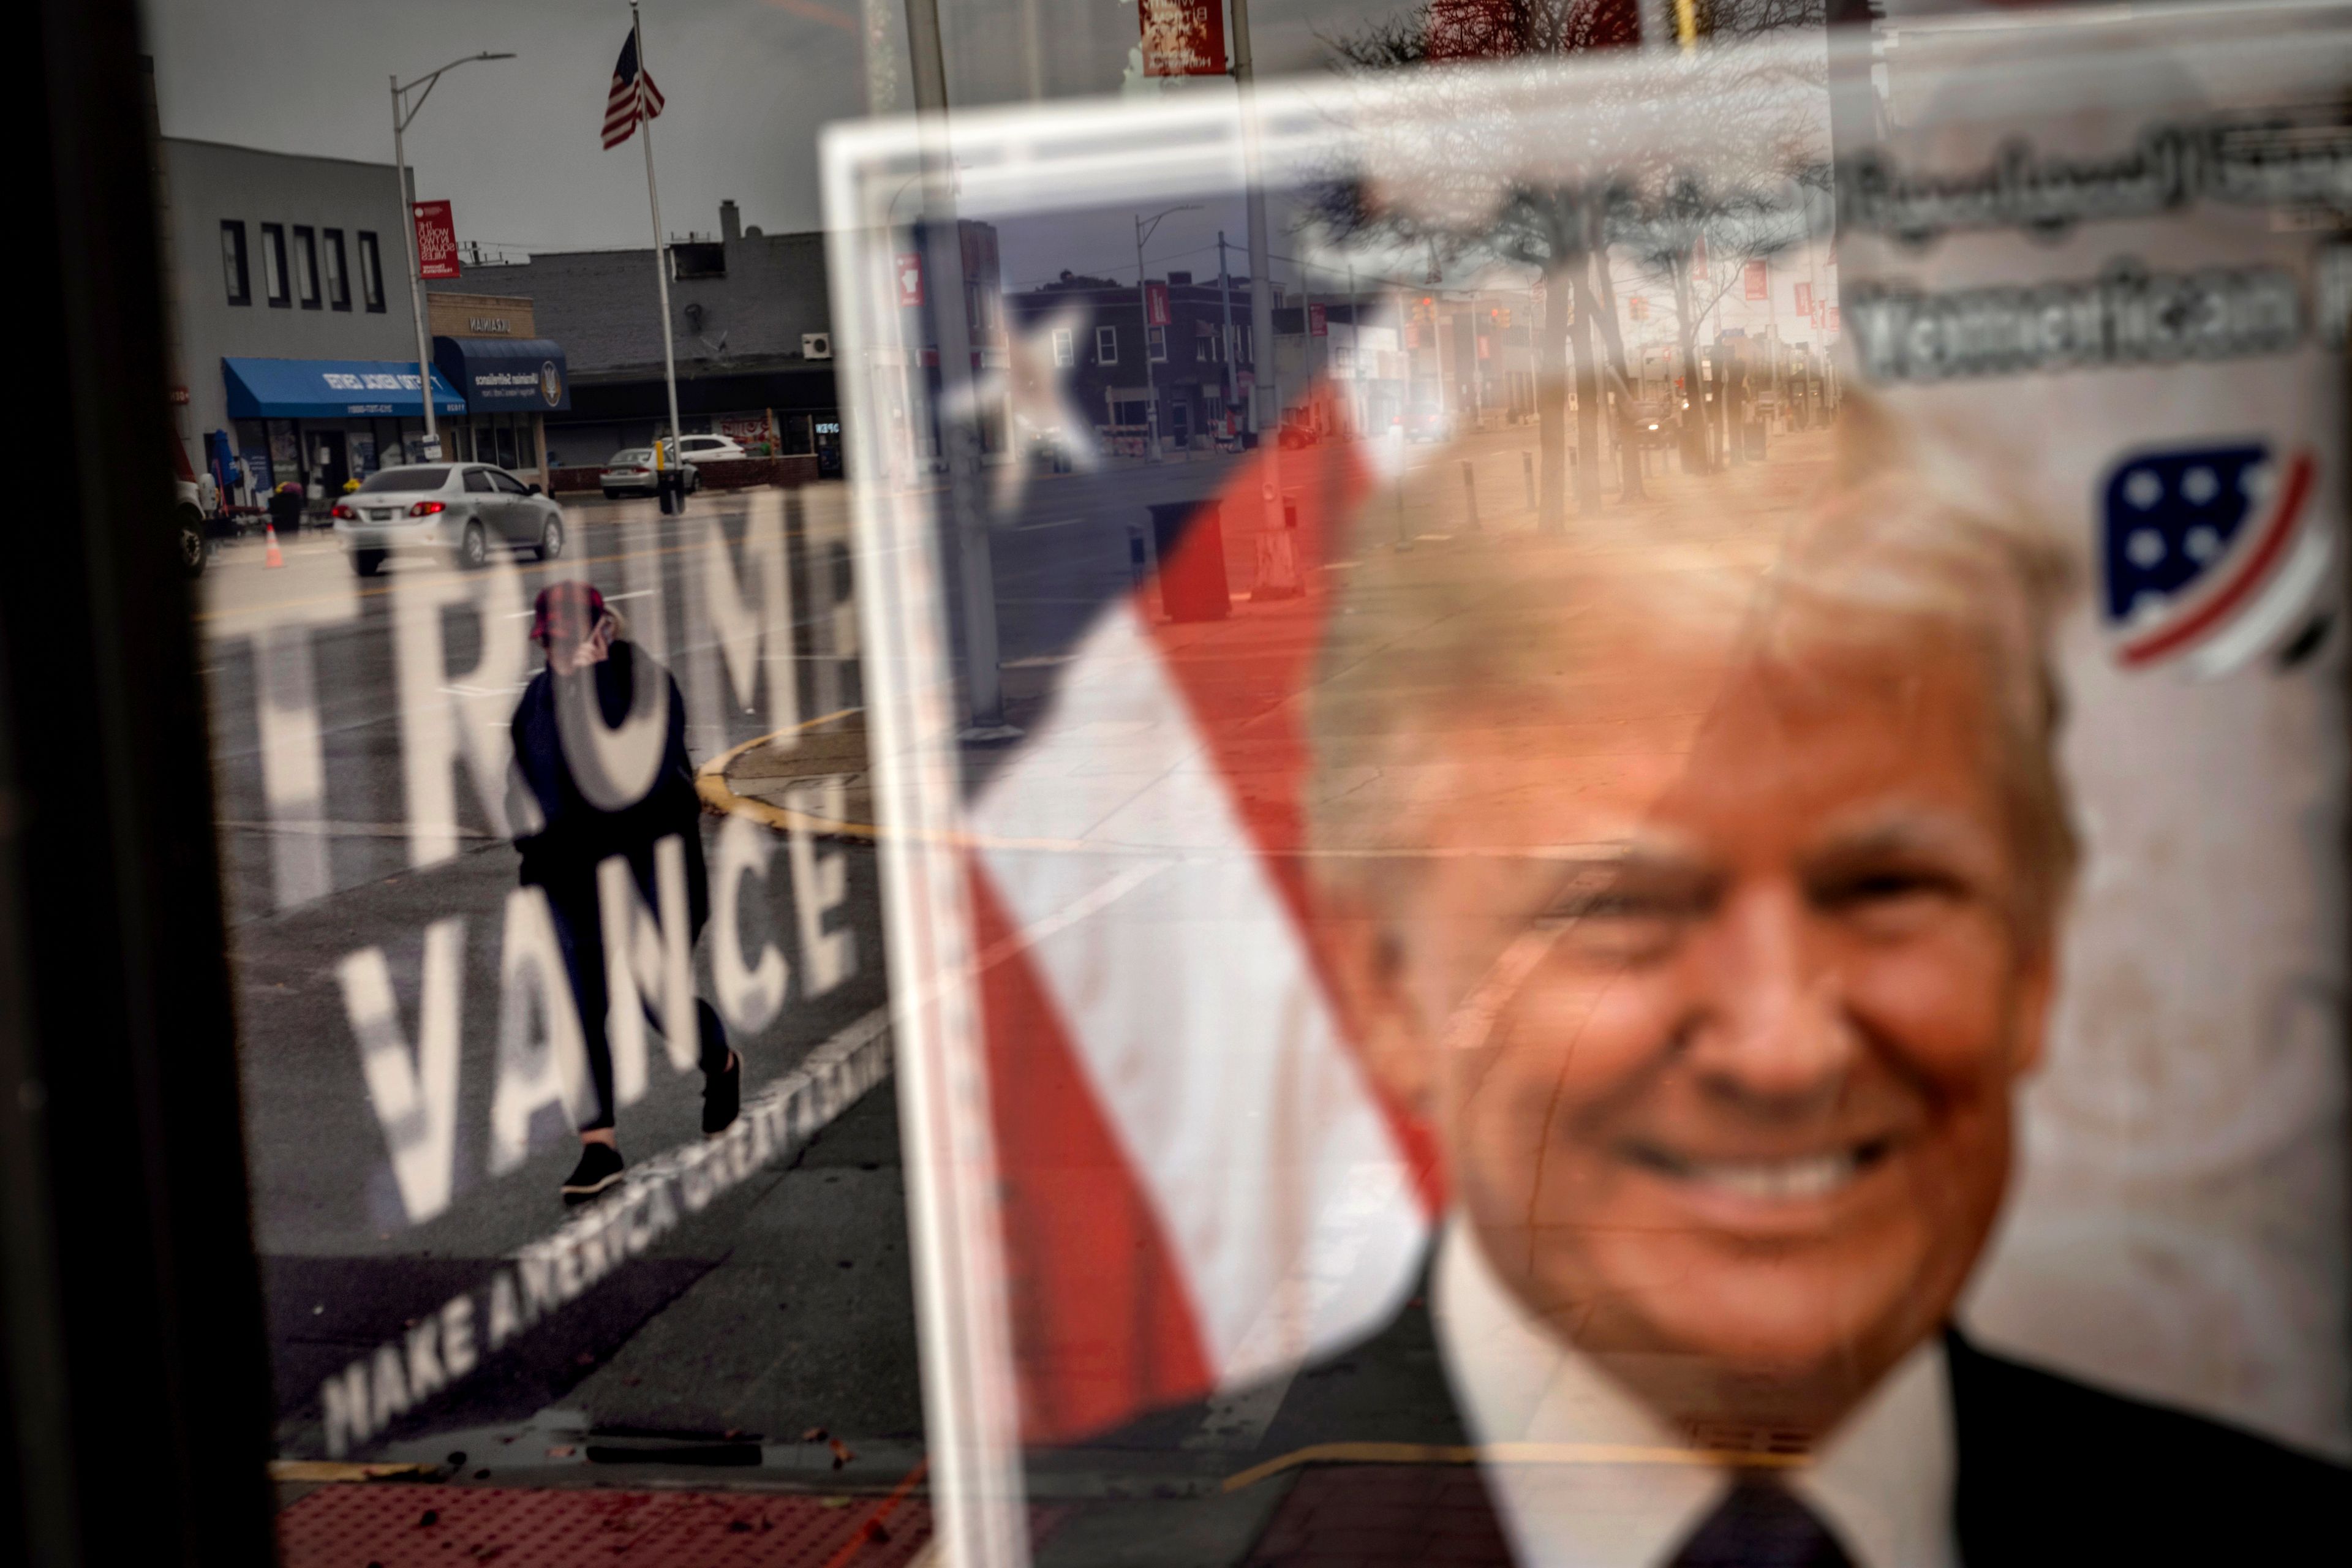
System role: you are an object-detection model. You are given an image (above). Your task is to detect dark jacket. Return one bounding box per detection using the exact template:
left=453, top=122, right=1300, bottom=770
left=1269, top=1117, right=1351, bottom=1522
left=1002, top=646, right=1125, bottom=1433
left=266, top=487, right=303, bottom=531
left=508, top=640, right=703, bottom=907
left=1223, top=1303, right=2348, bottom=1566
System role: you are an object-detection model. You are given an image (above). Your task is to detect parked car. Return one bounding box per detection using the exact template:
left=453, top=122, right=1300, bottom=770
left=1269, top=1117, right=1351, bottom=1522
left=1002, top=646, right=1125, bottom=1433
left=600, top=442, right=716, bottom=499
left=330, top=462, right=567, bottom=576
left=1398, top=405, right=1453, bottom=443
left=669, top=433, right=748, bottom=466
left=173, top=477, right=208, bottom=578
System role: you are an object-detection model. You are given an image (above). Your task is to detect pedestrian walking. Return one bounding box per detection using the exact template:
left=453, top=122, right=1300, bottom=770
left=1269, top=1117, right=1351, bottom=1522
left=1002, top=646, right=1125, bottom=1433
left=266, top=480, right=304, bottom=536
left=510, top=581, right=739, bottom=1204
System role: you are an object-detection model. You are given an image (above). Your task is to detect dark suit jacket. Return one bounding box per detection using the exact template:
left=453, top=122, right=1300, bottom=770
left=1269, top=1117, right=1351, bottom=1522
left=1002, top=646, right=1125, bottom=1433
left=1237, top=1302, right=2348, bottom=1567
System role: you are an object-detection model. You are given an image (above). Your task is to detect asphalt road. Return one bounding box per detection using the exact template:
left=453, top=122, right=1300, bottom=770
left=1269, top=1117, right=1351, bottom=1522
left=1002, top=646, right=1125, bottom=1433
left=199, top=449, right=1518, bottom=1553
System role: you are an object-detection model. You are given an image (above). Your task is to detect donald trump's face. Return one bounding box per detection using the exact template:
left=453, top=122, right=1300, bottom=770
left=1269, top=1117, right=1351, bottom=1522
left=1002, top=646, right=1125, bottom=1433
left=1333, top=608, right=2059, bottom=1436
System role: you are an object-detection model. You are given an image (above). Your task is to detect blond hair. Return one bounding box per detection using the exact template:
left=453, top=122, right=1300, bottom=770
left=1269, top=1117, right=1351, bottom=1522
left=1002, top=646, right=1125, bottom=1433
left=1304, top=404, right=2078, bottom=941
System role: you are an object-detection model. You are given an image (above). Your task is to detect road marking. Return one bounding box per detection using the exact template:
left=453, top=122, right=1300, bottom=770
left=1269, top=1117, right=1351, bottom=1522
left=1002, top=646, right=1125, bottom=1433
left=319, top=1008, right=892, bottom=1457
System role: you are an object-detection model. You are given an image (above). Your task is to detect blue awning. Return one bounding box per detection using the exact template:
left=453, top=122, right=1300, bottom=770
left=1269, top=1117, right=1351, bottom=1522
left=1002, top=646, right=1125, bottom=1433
left=221, top=358, right=467, bottom=420
left=432, top=337, right=572, bottom=413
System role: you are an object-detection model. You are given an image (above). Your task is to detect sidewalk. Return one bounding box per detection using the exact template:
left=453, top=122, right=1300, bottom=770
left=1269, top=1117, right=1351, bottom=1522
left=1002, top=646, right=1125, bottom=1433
left=699, top=711, right=873, bottom=838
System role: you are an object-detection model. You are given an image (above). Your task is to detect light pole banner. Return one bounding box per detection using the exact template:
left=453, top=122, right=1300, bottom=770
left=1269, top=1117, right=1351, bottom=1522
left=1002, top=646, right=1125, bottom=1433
left=1139, top=0, right=1226, bottom=78
left=412, top=200, right=460, bottom=281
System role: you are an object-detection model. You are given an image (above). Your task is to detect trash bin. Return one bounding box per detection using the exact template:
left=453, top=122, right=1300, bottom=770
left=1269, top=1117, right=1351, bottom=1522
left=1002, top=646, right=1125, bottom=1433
left=1147, top=500, right=1231, bottom=622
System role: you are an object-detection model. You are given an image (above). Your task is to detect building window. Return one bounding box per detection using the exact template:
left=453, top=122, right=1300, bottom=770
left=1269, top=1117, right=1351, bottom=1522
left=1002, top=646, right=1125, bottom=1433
left=1095, top=325, right=1117, bottom=364
left=1052, top=327, right=1073, bottom=367
left=293, top=226, right=320, bottom=309
left=260, top=223, right=289, bottom=306
left=221, top=221, right=250, bottom=306
left=322, top=229, right=349, bottom=310
left=1147, top=325, right=1168, bottom=363
left=356, top=232, right=385, bottom=311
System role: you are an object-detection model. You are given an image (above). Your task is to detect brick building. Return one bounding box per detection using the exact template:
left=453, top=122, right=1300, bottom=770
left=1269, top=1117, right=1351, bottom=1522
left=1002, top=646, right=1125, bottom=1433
left=1006, top=268, right=1268, bottom=455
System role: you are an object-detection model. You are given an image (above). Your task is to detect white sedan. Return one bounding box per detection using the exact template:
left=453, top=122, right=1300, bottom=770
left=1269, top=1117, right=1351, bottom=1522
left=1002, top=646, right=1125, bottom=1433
left=331, top=462, right=567, bottom=576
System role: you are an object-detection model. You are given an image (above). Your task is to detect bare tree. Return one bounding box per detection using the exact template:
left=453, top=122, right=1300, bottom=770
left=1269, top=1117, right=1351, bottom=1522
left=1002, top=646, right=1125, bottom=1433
left=1310, top=1, right=1827, bottom=522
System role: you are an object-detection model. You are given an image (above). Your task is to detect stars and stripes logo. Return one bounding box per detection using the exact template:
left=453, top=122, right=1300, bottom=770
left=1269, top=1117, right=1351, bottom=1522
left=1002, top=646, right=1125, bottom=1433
left=2100, top=440, right=2331, bottom=677
left=601, top=29, right=666, bottom=150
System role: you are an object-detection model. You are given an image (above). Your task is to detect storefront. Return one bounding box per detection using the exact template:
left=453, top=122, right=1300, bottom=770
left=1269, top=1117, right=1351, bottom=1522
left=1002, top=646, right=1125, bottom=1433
left=431, top=334, right=571, bottom=489
left=221, top=356, right=467, bottom=505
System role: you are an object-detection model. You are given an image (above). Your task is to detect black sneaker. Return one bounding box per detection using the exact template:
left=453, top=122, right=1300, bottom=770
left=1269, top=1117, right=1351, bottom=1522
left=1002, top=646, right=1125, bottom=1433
left=560, top=1142, right=625, bottom=1205
left=703, top=1050, right=741, bottom=1137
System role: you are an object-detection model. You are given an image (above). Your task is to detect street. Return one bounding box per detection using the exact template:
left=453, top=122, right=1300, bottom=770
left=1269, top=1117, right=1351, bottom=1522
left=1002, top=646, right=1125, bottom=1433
left=213, top=426, right=1834, bottom=1559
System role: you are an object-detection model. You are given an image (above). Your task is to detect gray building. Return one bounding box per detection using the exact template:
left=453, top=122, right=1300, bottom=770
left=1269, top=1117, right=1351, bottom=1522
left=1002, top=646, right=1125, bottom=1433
left=434, top=200, right=846, bottom=475
left=158, top=137, right=471, bottom=503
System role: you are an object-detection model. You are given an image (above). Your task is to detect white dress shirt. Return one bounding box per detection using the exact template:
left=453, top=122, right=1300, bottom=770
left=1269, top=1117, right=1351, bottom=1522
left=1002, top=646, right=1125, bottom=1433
left=1433, top=1222, right=1959, bottom=1568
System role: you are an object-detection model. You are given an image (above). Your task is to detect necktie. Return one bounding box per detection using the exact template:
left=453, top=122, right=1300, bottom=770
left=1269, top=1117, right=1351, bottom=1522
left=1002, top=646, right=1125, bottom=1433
left=1667, top=1476, right=1855, bottom=1568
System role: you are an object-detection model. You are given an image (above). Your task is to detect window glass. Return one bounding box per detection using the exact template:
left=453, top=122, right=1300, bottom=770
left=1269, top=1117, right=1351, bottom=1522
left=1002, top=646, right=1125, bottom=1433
left=322, top=228, right=348, bottom=309
left=355, top=465, right=448, bottom=492
left=219, top=220, right=249, bottom=305
left=92, top=10, right=2352, bottom=1565
left=356, top=230, right=383, bottom=310
left=292, top=225, right=319, bottom=307
left=259, top=222, right=287, bottom=306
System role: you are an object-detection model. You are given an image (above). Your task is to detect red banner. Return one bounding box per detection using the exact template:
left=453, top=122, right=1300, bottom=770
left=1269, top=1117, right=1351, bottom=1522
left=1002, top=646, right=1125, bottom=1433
left=894, top=252, right=924, bottom=309
left=1825, top=304, right=1841, bottom=333
left=1140, top=0, right=1227, bottom=77
left=1793, top=281, right=1813, bottom=315
left=1744, top=260, right=1768, bottom=301
left=1308, top=304, right=1327, bottom=337
left=412, top=200, right=460, bottom=281
left=1145, top=281, right=1171, bottom=327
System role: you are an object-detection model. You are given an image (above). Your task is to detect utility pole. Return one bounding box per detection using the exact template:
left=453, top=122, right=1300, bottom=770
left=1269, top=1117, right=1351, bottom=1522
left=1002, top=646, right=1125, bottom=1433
left=904, top=0, right=1017, bottom=741
left=1135, top=219, right=1159, bottom=462
left=1133, top=205, right=1199, bottom=462
left=389, top=50, right=513, bottom=461
left=1218, top=233, right=1239, bottom=428
left=1229, top=0, right=1278, bottom=443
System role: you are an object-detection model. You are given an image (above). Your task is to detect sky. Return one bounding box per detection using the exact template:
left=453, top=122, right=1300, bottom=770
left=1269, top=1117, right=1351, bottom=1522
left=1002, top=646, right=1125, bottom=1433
left=143, top=0, right=1395, bottom=276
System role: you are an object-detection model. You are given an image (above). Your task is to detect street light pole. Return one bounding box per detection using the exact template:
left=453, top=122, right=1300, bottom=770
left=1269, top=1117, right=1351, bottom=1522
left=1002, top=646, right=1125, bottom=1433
left=390, top=51, right=514, bottom=461
left=1131, top=205, right=1199, bottom=462
left=1229, top=0, right=1278, bottom=442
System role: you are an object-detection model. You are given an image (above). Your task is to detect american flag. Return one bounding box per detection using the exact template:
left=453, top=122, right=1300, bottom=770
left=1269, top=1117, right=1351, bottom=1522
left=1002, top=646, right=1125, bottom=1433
left=952, top=409, right=1442, bottom=1442
left=601, top=28, right=666, bottom=150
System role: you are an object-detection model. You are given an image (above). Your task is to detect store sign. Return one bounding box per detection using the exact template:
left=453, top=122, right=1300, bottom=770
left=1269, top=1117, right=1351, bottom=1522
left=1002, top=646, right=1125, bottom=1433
left=412, top=200, right=461, bottom=281
left=1140, top=0, right=1226, bottom=77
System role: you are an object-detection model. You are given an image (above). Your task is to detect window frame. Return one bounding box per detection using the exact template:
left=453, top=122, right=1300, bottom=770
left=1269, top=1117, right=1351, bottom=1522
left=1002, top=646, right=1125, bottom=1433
left=1051, top=326, right=1073, bottom=368
left=322, top=228, right=349, bottom=311
left=1095, top=324, right=1117, bottom=365
left=356, top=231, right=385, bottom=312
left=259, top=222, right=290, bottom=307
left=461, top=467, right=496, bottom=494
left=1147, top=324, right=1168, bottom=364
left=220, top=221, right=250, bottom=306
left=292, top=225, right=320, bottom=309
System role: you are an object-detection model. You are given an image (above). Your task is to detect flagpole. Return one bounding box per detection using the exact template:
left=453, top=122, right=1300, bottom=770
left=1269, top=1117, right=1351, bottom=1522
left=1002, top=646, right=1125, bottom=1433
left=633, top=1, right=685, bottom=494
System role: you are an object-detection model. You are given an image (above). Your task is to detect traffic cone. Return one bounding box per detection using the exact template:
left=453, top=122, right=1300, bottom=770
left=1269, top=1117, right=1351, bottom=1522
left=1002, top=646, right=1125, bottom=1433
left=264, top=521, right=284, bottom=568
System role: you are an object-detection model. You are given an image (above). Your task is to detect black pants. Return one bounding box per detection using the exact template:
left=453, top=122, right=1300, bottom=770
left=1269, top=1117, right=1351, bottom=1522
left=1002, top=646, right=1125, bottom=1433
left=537, top=842, right=730, bottom=1133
